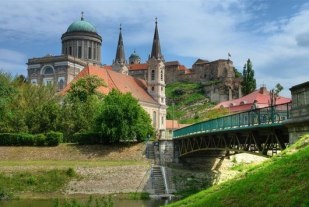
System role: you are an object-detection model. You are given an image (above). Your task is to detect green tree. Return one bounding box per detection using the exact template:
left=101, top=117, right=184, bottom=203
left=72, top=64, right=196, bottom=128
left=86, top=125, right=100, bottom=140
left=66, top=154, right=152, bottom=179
left=68, top=75, right=105, bottom=101
left=95, top=89, right=153, bottom=143
left=274, top=83, right=283, bottom=96
left=60, top=95, right=101, bottom=141
left=242, top=59, right=256, bottom=95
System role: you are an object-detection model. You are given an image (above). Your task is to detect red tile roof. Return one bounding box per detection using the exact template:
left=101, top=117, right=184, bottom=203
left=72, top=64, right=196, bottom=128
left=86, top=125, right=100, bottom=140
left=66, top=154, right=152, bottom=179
left=63, top=65, right=158, bottom=104
left=214, top=86, right=291, bottom=113
left=129, top=63, right=148, bottom=71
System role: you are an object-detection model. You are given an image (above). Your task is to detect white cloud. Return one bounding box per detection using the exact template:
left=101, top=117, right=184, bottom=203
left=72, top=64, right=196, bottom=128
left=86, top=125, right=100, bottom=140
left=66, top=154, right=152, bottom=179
left=0, top=0, right=308, bottom=97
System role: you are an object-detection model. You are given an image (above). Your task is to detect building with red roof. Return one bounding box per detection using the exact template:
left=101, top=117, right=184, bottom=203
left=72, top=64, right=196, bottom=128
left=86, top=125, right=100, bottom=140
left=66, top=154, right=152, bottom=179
left=214, top=86, right=291, bottom=113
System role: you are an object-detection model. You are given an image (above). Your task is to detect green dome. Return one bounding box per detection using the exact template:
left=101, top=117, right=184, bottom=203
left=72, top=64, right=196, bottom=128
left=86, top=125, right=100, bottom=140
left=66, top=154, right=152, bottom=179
left=67, top=19, right=97, bottom=33
left=129, top=50, right=141, bottom=59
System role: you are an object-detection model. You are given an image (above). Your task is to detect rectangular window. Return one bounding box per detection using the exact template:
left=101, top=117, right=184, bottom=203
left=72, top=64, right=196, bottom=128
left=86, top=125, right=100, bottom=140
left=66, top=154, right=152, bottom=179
left=78, top=46, right=82, bottom=58
left=69, top=47, right=72, bottom=55
left=94, top=48, right=96, bottom=60
left=88, top=47, right=92, bottom=59
left=151, top=70, right=155, bottom=80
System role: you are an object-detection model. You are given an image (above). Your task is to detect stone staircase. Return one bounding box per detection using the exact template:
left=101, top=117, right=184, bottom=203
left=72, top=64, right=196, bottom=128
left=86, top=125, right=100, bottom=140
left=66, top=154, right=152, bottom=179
left=146, top=142, right=155, bottom=160
left=151, top=165, right=166, bottom=195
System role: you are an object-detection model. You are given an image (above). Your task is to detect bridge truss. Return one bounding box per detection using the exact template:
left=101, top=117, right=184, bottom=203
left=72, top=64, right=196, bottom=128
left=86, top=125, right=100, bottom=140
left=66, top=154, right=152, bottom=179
left=173, top=103, right=291, bottom=157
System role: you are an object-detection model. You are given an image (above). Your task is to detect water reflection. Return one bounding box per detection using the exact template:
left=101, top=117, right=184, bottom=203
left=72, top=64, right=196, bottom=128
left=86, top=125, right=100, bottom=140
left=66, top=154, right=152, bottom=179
left=0, top=198, right=172, bottom=207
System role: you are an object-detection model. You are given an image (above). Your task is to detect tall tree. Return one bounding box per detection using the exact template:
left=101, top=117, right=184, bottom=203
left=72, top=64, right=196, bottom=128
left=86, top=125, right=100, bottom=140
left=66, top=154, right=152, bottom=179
left=95, top=89, right=154, bottom=143
left=242, top=59, right=256, bottom=95
left=68, top=75, right=106, bottom=102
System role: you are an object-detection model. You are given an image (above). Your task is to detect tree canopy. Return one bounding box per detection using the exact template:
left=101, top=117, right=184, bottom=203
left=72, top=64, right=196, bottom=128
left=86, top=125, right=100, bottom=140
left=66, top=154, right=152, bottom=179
left=68, top=75, right=106, bottom=101
left=95, top=89, right=154, bottom=143
left=242, top=59, right=256, bottom=95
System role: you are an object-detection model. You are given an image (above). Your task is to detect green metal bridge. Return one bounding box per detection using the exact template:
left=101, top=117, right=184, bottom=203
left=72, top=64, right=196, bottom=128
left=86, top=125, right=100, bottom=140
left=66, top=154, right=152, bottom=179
left=173, top=102, right=292, bottom=157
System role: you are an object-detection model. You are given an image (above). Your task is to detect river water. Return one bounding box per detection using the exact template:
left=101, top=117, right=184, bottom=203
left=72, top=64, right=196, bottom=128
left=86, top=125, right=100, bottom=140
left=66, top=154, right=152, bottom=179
left=0, top=198, right=171, bottom=207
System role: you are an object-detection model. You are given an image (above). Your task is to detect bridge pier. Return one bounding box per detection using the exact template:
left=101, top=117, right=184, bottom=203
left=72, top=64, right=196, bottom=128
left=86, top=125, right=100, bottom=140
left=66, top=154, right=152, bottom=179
left=284, top=81, right=309, bottom=144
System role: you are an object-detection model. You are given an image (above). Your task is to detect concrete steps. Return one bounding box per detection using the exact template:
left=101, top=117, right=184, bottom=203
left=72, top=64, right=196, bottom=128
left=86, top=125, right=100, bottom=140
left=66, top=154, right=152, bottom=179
left=146, top=142, right=155, bottom=160
left=151, top=166, right=166, bottom=195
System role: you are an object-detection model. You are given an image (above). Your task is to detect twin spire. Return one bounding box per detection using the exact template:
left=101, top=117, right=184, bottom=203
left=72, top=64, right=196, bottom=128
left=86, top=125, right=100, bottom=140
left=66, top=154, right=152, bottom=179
left=150, top=17, right=164, bottom=61
left=114, top=18, right=163, bottom=65
left=114, top=24, right=126, bottom=65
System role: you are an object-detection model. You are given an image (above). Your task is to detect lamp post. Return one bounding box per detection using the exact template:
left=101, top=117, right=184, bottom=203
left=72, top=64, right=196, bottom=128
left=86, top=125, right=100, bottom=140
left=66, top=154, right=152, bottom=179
left=172, top=102, right=175, bottom=138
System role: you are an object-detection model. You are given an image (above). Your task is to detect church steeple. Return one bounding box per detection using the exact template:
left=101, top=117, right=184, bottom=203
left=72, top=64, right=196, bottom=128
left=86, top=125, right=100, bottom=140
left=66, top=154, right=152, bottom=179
left=114, top=24, right=126, bottom=65
left=150, top=18, right=164, bottom=61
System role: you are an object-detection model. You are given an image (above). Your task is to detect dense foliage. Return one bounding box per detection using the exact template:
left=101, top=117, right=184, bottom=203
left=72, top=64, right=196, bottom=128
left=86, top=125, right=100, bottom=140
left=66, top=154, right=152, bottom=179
left=165, top=82, right=227, bottom=124
left=0, top=132, right=63, bottom=146
left=0, top=72, right=153, bottom=144
left=242, top=59, right=256, bottom=95
left=95, top=89, right=154, bottom=143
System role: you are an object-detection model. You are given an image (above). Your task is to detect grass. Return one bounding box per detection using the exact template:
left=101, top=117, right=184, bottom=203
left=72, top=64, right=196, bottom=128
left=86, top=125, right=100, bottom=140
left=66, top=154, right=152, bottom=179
left=166, top=82, right=224, bottom=124
left=0, top=168, right=76, bottom=198
left=167, top=134, right=309, bottom=207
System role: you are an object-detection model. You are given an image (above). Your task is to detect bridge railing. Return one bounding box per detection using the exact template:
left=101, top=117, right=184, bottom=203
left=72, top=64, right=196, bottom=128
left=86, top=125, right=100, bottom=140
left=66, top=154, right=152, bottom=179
left=173, top=102, right=291, bottom=139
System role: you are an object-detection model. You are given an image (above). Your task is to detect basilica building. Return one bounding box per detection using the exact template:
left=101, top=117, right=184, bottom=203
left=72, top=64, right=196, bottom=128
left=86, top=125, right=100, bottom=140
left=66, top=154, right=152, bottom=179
left=27, top=15, right=167, bottom=139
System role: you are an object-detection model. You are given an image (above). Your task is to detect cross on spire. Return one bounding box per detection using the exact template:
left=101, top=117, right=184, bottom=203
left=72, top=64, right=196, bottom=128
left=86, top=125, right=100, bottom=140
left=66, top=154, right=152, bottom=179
left=81, top=11, right=84, bottom=20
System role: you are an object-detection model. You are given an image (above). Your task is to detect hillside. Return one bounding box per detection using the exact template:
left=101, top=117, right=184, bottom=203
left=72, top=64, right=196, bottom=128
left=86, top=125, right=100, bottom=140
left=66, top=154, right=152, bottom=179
left=165, top=82, right=228, bottom=124
left=167, top=134, right=309, bottom=207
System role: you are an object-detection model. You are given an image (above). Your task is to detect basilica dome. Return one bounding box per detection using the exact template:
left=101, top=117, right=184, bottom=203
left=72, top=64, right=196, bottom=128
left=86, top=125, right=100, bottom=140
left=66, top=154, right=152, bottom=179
left=66, top=18, right=97, bottom=33
left=129, top=50, right=141, bottom=64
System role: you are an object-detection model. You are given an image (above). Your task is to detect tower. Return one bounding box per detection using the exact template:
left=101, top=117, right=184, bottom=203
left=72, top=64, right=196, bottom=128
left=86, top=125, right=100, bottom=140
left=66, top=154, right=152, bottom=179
left=61, top=12, right=102, bottom=65
left=147, top=18, right=166, bottom=139
left=112, top=25, right=128, bottom=75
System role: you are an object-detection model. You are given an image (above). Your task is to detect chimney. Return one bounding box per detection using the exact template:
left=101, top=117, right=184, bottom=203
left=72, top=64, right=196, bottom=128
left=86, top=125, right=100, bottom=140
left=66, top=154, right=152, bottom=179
left=259, top=84, right=267, bottom=94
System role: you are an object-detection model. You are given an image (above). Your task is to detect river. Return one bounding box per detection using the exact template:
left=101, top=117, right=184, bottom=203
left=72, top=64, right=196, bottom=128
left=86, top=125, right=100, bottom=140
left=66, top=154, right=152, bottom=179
left=0, top=198, right=171, bottom=207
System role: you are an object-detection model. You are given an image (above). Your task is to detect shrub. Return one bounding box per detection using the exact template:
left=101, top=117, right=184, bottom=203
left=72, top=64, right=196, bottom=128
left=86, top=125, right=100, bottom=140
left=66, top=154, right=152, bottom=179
left=34, top=134, right=46, bottom=146
left=73, top=132, right=110, bottom=145
left=66, top=168, right=76, bottom=177
left=46, top=131, right=63, bottom=146
left=0, top=133, right=35, bottom=146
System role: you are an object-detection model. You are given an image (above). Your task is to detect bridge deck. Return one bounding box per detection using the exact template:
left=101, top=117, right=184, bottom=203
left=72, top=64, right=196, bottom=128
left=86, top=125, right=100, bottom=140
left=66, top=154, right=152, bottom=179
left=173, top=103, right=291, bottom=157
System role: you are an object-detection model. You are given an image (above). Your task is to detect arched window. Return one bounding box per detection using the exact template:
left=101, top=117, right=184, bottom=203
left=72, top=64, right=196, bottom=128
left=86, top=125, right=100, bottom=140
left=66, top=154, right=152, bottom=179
left=59, top=79, right=64, bottom=90
left=44, top=66, right=53, bottom=75
left=151, top=70, right=155, bottom=80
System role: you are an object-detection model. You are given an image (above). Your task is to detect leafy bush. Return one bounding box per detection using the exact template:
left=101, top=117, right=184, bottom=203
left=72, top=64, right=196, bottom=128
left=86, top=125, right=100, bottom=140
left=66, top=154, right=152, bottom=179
left=0, top=133, right=35, bottom=146
left=46, top=131, right=63, bottom=146
left=34, top=134, right=46, bottom=146
left=73, top=132, right=110, bottom=145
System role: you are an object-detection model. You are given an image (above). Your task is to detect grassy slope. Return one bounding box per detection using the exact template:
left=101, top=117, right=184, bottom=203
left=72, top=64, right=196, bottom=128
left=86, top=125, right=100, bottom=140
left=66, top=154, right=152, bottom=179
left=167, top=135, right=309, bottom=207
left=165, top=82, right=228, bottom=124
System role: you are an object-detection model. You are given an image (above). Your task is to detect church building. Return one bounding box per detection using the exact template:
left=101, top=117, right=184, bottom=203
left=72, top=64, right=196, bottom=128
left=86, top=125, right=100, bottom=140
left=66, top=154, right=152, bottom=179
left=27, top=14, right=167, bottom=139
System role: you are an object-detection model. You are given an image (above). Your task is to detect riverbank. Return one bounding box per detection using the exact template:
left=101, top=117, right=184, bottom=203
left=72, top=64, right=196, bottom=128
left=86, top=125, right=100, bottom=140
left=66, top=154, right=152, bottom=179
left=0, top=143, right=152, bottom=199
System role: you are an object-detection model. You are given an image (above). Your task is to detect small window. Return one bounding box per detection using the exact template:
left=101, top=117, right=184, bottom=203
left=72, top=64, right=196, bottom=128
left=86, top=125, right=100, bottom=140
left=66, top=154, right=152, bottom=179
left=161, top=86, right=163, bottom=91
left=88, top=47, right=92, bottom=59
left=69, top=47, right=72, bottom=55
left=151, top=86, right=154, bottom=91
left=59, top=79, right=64, bottom=90
left=94, top=48, right=96, bottom=60
left=160, top=70, right=163, bottom=81
left=151, top=70, right=155, bottom=80
left=78, top=46, right=82, bottom=58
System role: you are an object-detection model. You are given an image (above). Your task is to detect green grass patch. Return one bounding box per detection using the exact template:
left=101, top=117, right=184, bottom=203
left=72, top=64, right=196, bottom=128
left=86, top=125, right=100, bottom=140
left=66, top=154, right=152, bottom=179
left=127, top=192, right=150, bottom=200
left=167, top=135, right=309, bottom=207
left=0, top=169, right=77, bottom=197
left=166, top=82, right=221, bottom=124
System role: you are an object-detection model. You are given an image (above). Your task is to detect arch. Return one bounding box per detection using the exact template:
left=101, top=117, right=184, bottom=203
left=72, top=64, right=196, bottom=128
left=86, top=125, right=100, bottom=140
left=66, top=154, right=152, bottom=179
left=41, top=65, right=55, bottom=75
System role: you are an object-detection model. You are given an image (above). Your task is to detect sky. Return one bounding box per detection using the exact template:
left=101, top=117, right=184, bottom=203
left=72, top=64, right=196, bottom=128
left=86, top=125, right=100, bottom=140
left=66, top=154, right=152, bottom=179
left=1, top=0, right=309, bottom=97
